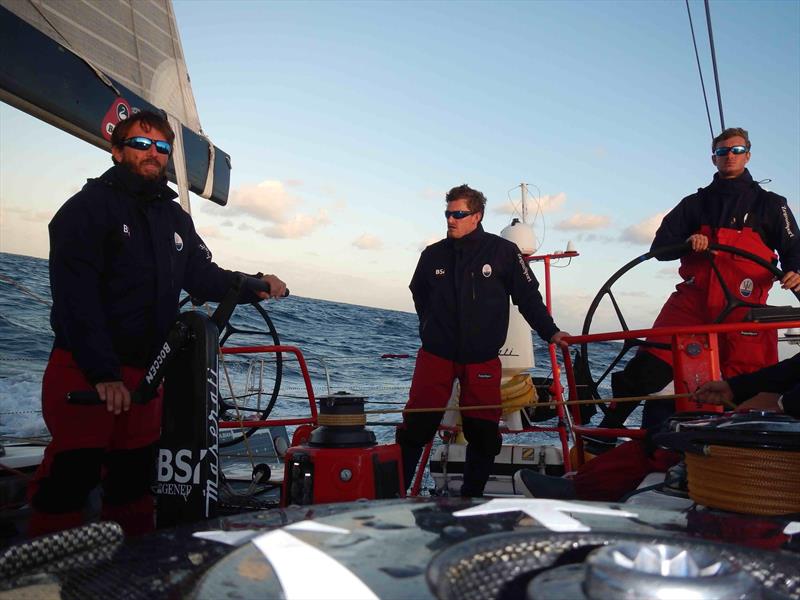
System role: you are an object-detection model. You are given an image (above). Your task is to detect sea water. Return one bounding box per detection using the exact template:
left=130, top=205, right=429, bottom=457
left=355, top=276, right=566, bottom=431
left=0, top=251, right=623, bottom=444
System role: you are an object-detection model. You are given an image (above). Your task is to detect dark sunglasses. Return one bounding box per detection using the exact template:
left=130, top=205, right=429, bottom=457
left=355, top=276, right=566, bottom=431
left=713, top=145, right=748, bottom=157
left=123, top=136, right=172, bottom=155
left=444, top=210, right=476, bottom=220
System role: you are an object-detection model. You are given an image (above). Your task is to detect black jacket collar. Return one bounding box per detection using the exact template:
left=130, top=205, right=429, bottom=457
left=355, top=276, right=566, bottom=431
left=100, top=164, right=178, bottom=203
left=450, top=223, right=486, bottom=250
left=709, top=168, right=756, bottom=193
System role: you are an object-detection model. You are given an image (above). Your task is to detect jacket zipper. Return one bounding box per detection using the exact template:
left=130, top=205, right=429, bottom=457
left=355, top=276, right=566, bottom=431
left=471, top=271, right=476, bottom=300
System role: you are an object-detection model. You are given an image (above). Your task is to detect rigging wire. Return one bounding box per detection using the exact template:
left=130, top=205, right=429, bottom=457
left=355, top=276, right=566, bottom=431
left=704, top=0, right=726, bottom=131
left=685, top=0, right=715, bottom=140
left=505, top=183, right=546, bottom=254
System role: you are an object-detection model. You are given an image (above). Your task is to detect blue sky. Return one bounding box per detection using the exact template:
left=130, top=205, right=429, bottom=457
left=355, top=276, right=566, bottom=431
left=1, top=0, right=798, bottom=334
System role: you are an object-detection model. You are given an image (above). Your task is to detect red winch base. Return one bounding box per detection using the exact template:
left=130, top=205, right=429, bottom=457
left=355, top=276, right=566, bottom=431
left=282, top=443, right=404, bottom=506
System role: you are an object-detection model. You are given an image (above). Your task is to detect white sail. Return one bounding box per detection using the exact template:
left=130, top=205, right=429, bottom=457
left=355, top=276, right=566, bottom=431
left=1, top=0, right=201, bottom=132
left=0, top=0, right=224, bottom=210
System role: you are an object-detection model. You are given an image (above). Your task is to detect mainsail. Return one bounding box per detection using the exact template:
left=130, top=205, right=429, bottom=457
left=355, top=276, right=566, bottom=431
left=0, top=0, right=230, bottom=209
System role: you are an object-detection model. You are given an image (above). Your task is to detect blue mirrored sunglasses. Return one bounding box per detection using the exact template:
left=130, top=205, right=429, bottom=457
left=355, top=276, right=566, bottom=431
left=123, top=136, right=172, bottom=155
left=444, top=210, right=475, bottom=219
left=713, top=145, right=748, bottom=157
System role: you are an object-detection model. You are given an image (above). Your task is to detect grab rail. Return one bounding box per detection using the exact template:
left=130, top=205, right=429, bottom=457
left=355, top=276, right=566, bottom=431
left=559, top=319, right=800, bottom=468
left=219, top=345, right=318, bottom=430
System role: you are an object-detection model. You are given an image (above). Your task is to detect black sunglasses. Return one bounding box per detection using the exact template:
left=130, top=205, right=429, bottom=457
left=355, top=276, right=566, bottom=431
left=444, top=210, right=476, bottom=220
left=123, top=136, right=172, bottom=155
left=713, top=145, right=748, bottom=157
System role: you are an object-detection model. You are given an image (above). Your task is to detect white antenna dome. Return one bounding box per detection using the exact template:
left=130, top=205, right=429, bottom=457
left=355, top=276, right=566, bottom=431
left=501, top=218, right=537, bottom=255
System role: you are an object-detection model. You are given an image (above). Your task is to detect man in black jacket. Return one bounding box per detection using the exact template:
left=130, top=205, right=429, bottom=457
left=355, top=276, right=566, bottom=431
left=397, top=184, right=569, bottom=497
left=590, top=127, right=800, bottom=449
left=29, top=111, right=287, bottom=537
left=694, top=353, right=799, bottom=417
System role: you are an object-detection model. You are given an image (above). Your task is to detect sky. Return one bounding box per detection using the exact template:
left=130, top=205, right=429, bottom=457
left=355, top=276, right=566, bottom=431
left=1, top=0, right=799, bottom=335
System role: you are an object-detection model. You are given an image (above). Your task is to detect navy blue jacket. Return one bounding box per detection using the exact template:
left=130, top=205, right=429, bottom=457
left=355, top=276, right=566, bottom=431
left=49, top=165, right=253, bottom=384
left=651, top=169, right=800, bottom=271
left=409, top=224, right=559, bottom=364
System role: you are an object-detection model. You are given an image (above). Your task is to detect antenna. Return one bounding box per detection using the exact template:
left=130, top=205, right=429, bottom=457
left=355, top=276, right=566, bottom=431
left=521, top=183, right=528, bottom=224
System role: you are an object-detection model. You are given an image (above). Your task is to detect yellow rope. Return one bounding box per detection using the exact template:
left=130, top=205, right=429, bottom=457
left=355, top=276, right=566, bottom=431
left=317, top=413, right=367, bottom=426
left=361, top=392, right=716, bottom=415
left=686, top=445, right=800, bottom=515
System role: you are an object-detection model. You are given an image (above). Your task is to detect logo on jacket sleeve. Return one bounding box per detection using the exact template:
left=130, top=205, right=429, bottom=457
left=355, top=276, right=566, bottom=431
left=174, top=232, right=184, bottom=252
left=198, top=242, right=212, bottom=261
left=482, top=264, right=493, bottom=278
left=122, top=224, right=130, bottom=237
left=435, top=268, right=446, bottom=277
left=739, top=278, right=754, bottom=298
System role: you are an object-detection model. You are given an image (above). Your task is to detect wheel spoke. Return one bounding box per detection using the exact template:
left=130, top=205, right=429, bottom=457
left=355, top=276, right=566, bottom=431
left=607, top=290, right=630, bottom=331
left=594, top=340, right=636, bottom=390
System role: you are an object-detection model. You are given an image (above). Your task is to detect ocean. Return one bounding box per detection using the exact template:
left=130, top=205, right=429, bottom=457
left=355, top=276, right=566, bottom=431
left=0, top=251, right=621, bottom=445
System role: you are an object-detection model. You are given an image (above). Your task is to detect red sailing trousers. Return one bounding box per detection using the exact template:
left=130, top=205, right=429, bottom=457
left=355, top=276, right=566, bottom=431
left=406, top=349, right=502, bottom=422
left=644, top=226, right=778, bottom=377
left=28, top=349, right=162, bottom=537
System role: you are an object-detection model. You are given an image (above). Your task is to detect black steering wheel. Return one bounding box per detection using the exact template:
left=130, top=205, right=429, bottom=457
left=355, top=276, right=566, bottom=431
left=577, top=241, right=799, bottom=404
left=179, top=294, right=283, bottom=448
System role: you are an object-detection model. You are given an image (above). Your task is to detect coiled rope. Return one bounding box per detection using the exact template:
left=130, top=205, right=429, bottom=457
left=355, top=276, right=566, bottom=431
left=685, top=445, right=800, bottom=515
left=317, top=413, right=367, bottom=426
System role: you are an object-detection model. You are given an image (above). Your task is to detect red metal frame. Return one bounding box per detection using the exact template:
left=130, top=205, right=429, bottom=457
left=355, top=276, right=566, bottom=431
left=561, top=319, right=800, bottom=468
left=218, top=345, right=318, bottom=430
left=214, top=286, right=798, bottom=498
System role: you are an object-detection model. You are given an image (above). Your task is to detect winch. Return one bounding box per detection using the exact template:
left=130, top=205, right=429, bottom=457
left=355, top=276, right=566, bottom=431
left=281, top=392, right=404, bottom=505
left=654, top=412, right=800, bottom=515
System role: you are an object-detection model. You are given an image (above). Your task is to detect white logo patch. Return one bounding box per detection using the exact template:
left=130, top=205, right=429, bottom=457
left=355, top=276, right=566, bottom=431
left=198, top=242, right=211, bottom=260
left=435, top=268, right=445, bottom=277
left=174, top=232, right=184, bottom=252
left=122, top=224, right=130, bottom=237
left=739, top=278, right=754, bottom=298
left=482, top=264, right=492, bottom=278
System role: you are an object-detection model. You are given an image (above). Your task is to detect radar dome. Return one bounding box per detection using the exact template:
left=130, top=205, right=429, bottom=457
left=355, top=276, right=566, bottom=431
left=500, top=218, right=537, bottom=255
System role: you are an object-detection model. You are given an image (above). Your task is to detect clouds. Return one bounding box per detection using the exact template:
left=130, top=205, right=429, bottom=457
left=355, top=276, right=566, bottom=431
left=494, top=192, right=567, bottom=216
left=1, top=205, right=53, bottom=223
left=196, top=225, right=226, bottom=240
left=555, top=213, right=610, bottom=231
left=203, top=180, right=331, bottom=239
left=259, top=210, right=331, bottom=239
left=352, top=234, right=382, bottom=250
left=417, top=234, right=443, bottom=251
left=620, top=213, right=665, bottom=245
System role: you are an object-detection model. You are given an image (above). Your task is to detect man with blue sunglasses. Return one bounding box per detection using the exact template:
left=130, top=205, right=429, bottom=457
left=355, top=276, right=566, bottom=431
left=397, top=184, right=570, bottom=497
left=29, top=110, right=287, bottom=538
left=589, top=126, right=800, bottom=452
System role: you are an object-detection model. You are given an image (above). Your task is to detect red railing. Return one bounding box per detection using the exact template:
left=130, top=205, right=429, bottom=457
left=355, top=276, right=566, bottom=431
left=559, top=319, right=800, bottom=468
left=218, top=345, right=318, bottom=430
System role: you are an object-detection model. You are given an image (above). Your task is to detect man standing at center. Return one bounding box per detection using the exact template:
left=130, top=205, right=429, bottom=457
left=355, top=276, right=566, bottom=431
left=398, top=184, right=569, bottom=497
